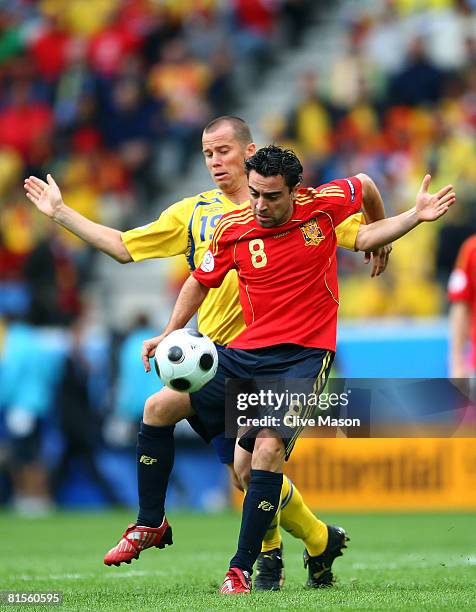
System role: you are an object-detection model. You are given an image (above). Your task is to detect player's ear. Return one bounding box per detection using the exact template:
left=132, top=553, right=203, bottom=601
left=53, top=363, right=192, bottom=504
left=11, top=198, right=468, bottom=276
left=292, top=176, right=303, bottom=195
left=245, top=142, right=256, bottom=158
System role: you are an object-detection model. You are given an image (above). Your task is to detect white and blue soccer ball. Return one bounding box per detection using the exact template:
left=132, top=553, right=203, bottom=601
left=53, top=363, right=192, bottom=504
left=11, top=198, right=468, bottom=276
left=154, top=328, right=218, bottom=393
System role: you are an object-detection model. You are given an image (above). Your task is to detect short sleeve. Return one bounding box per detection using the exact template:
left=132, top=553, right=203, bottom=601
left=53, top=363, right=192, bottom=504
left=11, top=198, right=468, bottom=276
left=121, top=198, right=192, bottom=261
left=309, top=177, right=362, bottom=228
left=192, top=218, right=236, bottom=288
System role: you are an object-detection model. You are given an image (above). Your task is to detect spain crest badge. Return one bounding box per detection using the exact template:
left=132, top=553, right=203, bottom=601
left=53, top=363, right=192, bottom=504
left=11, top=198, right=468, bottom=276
left=299, top=218, right=325, bottom=246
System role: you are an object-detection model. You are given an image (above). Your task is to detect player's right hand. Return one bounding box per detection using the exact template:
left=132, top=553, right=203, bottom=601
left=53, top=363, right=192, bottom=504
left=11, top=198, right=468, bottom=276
left=364, top=244, right=392, bottom=277
left=142, top=334, right=165, bottom=372
left=24, top=174, right=63, bottom=219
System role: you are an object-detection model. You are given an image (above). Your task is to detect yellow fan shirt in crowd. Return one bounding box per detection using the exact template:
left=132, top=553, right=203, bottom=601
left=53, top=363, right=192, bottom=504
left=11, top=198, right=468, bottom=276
left=121, top=189, right=363, bottom=346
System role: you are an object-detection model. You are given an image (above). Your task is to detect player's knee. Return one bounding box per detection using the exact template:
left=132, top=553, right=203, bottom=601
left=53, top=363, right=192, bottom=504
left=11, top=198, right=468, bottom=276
left=252, top=434, right=285, bottom=471
left=143, top=394, right=165, bottom=424
left=143, top=392, right=183, bottom=426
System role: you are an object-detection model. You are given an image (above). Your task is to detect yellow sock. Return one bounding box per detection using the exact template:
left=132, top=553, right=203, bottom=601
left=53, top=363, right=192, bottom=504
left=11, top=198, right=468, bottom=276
left=260, top=476, right=285, bottom=553
left=279, top=476, right=328, bottom=556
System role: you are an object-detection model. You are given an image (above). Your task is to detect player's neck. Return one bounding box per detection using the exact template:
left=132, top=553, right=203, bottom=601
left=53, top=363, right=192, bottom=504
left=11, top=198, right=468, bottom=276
left=223, top=182, right=250, bottom=206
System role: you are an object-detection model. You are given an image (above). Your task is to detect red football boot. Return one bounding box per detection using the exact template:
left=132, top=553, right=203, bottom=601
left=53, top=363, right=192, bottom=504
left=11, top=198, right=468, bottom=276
left=104, top=518, right=172, bottom=566
left=219, top=568, right=252, bottom=594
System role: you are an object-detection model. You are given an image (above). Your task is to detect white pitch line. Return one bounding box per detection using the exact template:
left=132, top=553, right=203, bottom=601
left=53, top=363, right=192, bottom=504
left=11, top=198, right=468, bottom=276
left=16, top=573, right=87, bottom=581
left=13, top=570, right=169, bottom=581
left=106, top=570, right=168, bottom=579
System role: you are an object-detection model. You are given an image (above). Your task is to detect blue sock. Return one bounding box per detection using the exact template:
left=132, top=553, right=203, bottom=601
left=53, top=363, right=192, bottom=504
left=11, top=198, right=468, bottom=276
left=136, top=422, right=174, bottom=527
left=229, top=469, right=283, bottom=574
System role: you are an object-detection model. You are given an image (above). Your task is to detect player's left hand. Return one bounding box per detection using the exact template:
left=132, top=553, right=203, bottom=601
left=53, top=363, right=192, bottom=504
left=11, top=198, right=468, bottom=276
left=416, top=175, right=456, bottom=222
left=142, top=334, right=165, bottom=372
left=364, top=244, right=392, bottom=277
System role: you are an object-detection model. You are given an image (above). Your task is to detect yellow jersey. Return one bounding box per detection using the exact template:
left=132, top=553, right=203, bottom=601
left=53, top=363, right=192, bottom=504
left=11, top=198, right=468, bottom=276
left=121, top=189, right=363, bottom=345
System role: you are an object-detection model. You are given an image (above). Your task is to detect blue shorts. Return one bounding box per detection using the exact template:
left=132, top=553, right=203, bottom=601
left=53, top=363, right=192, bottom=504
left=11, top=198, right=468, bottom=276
left=190, top=344, right=334, bottom=460
left=211, top=432, right=235, bottom=464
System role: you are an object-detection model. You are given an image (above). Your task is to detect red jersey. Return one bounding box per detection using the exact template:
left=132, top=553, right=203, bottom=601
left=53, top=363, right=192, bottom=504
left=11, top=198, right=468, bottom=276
left=193, top=177, right=362, bottom=351
left=447, top=235, right=476, bottom=369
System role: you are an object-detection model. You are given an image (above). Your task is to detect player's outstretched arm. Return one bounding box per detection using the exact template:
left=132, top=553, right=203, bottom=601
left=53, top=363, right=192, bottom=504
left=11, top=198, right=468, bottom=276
left=24, top=174, right=132, bottom=263
left=355, top=175, right=456, bottom=252
left=355, top=172, right=392, bottom=277
left=142, top=276, right=210, bottom=372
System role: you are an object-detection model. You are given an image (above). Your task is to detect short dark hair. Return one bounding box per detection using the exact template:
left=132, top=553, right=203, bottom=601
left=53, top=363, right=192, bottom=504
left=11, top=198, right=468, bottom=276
left=245, top=145, right=303, bottom=190
left=203, top=116, right=252, bottom=145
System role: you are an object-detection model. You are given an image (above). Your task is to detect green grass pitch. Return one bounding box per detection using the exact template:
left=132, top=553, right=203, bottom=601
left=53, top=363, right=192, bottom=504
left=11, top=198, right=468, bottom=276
left=0, top=510, right=474, bottom=611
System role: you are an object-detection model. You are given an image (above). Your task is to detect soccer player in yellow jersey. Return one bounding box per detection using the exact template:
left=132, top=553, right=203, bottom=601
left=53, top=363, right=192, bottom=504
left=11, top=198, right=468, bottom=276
left=24, top=116, right=391, bottom=590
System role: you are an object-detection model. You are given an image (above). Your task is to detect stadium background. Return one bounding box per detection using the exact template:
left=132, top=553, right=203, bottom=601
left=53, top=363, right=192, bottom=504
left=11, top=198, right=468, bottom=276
left=0, top=0, right=475, bottom=528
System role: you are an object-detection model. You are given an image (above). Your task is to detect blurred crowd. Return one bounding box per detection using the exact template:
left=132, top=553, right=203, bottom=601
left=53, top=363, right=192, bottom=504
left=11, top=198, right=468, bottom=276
left=0, top=0, right=315, bottom=317
left=2, top=0, right=476, bottom=512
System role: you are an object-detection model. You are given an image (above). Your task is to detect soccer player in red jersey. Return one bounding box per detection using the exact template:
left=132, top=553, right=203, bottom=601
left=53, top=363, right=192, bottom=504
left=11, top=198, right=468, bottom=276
left=142, top=145, right=455, bottom=593
left=26, top=116, right=391, bottom=590
left=448, top=236, right=476, bottom=378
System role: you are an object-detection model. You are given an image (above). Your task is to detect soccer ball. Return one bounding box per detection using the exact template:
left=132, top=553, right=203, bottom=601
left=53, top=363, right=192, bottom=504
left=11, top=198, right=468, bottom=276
left=154, top=328, right=218, bottom=393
